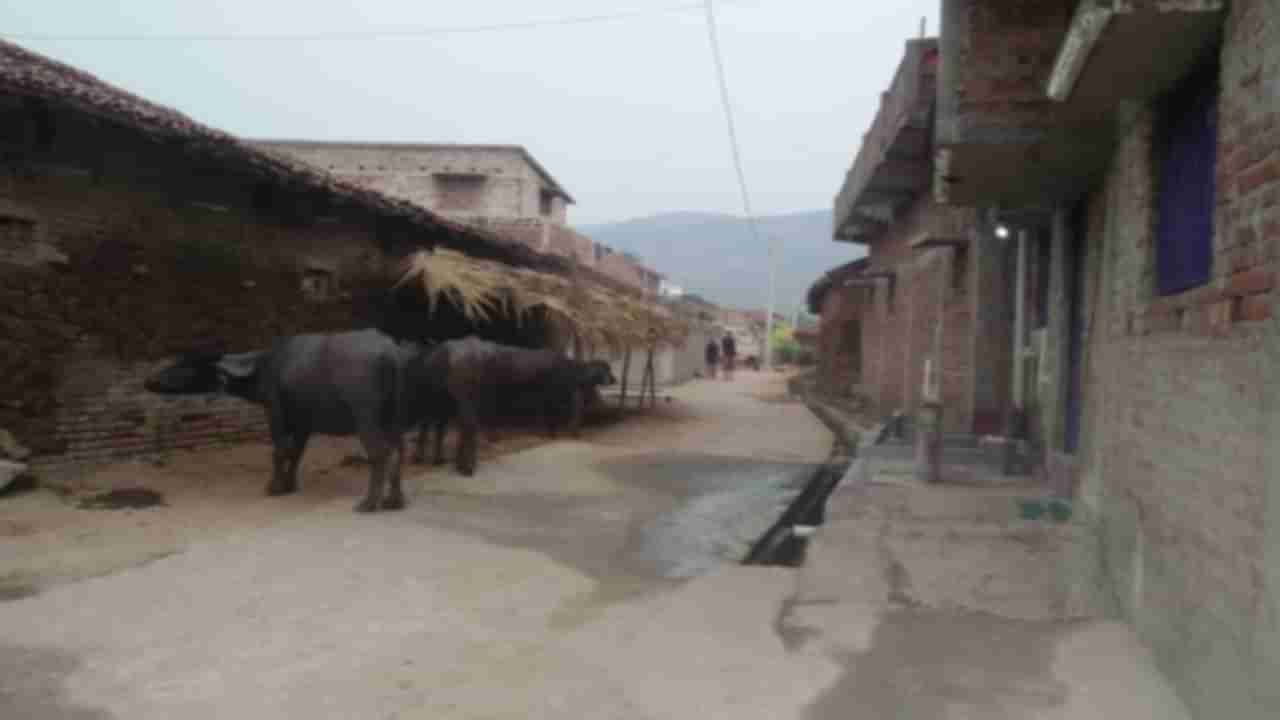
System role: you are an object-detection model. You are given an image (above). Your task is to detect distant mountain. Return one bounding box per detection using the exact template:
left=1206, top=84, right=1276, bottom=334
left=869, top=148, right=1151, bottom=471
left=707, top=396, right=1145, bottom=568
left=576, top=210, right=864, bottom=314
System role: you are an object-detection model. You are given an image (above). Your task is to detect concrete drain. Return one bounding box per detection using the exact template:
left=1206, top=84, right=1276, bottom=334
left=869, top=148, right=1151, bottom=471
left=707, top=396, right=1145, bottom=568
left=742, top=461, right=846, bottom=567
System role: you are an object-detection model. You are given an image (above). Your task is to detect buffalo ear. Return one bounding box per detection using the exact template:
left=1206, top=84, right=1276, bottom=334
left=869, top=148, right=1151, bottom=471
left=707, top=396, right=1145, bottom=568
left=215, top=351, right=261, bottom=380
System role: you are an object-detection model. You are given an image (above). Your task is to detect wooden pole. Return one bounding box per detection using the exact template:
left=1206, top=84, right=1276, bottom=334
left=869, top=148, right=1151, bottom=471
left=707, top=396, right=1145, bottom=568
left=638, top=348, right=655, bottom=409
left=619, top=346, right=632, bottom=407
left=645, top=347, right=657, bottom=408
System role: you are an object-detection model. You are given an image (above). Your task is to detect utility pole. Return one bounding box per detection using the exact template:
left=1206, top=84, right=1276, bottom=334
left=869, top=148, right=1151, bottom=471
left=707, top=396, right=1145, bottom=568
left=764, top=235, right=777, bottom=369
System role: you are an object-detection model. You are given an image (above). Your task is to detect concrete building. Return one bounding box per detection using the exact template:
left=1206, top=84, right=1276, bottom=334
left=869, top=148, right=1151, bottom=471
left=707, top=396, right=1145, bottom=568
left=256, top=139, right=666, bottom=297
left=252, top=141, right=574, bottom=225
left=927, top=2, right=1277, bottom=718
left=813, top=38, right=1000, bottom=434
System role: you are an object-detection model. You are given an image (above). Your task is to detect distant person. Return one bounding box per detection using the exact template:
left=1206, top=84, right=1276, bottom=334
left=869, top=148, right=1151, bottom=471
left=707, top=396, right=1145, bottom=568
left=704, top=338, right=720, bottom=379
left=721, top=333, right=737, bottom=380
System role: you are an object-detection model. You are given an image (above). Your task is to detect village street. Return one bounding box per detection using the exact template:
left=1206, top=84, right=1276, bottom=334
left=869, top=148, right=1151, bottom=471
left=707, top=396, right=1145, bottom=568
left=1, top=368, right=1195, bottom=719
left=1, top=370, right=1189, bottom=719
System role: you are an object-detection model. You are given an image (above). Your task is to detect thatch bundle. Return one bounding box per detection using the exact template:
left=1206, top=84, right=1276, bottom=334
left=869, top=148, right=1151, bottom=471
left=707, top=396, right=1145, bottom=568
left=396, top=250, right=688, bottom=351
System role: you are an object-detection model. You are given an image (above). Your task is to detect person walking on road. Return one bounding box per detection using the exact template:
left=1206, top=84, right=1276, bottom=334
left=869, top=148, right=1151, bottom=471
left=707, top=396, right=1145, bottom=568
left=721, top=332, right=737, bottom=381
left=704, top=338, right=720, bottom=379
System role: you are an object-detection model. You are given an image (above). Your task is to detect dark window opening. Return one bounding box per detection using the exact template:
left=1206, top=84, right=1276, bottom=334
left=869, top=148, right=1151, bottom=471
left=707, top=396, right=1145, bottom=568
left=1155, top=53, right=1219, bottom=296
left=434, top=173, right=487, bottom=212
left=539, top=190, right=555, bottom=217
left=951, top=246, right=969, bottom=300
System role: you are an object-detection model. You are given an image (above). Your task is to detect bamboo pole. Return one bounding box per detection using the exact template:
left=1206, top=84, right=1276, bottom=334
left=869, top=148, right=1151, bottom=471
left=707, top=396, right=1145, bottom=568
left=619, top=347, right=633, bottom=407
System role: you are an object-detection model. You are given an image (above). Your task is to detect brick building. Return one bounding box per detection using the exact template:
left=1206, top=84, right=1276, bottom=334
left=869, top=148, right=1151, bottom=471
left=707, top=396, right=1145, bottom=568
left=0, top=40, right=563, bottom=474
left=813, top=38, right=1000, bottom=434
left=930, top=1, right=1280, bottom=717
left=807, top=258, right=870, bottom=396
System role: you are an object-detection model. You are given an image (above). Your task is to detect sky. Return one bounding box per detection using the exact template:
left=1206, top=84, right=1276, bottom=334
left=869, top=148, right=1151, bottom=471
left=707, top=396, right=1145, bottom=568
left=1, top=1, right=940, bottom=226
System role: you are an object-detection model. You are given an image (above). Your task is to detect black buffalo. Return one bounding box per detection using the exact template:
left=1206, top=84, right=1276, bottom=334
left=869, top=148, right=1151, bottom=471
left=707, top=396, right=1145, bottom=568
left=145, top=329, right=449, bottom=513
left=413, top=337, right=615, bottom=475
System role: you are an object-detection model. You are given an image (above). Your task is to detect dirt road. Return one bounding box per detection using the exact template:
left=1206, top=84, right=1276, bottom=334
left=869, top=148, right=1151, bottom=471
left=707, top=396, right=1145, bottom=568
left=0, top=370, right=1192, bottom=718
left=1, top=371, right=836, bottom=719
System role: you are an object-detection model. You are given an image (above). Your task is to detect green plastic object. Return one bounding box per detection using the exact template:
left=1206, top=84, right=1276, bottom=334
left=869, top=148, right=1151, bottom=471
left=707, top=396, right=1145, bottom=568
left=1048, top=499, right=1073, bottom=523
left=1018, top=499, right=1046, bottom=520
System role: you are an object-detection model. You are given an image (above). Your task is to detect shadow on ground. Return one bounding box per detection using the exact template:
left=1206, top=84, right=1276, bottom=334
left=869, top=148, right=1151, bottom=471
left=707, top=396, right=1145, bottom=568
left=0, top=643, right=116, bottom=719
left=806, top=610, right=1076, bottom=720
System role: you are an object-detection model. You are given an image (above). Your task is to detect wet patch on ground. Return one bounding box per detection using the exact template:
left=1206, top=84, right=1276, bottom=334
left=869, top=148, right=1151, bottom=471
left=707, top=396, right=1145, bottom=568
left=408, top=449, right=818, bottom=627
left=602, top=452, right=819, bottom=578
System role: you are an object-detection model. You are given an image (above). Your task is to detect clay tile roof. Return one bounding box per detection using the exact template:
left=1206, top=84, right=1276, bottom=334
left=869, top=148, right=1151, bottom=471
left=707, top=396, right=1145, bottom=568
left=0, top=39, right=566, bottom=272
left=807, top=256, right=870, bottom=313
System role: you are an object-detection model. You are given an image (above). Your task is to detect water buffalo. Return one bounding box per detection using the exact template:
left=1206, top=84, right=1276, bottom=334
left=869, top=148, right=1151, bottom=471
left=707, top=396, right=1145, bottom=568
left=414, top=337, right=616, bottom=475
left=145, top=329, right=449, bottom=513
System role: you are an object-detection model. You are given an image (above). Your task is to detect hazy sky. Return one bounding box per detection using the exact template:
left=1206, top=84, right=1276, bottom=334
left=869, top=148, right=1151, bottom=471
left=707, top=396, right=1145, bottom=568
left=2, top=1, right=940, bottom=225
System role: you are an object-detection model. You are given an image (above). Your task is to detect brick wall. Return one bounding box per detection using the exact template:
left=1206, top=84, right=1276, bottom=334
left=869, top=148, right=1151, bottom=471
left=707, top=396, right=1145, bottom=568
left=854, top=196, right=981, bottom=429
left=1074, top=2, right=1280, bottom=715
left=1, top=161, right=388, bottom=474
left=940, top=0, right=1071, bottom=139
left=816, top=283, right=867, bottom=396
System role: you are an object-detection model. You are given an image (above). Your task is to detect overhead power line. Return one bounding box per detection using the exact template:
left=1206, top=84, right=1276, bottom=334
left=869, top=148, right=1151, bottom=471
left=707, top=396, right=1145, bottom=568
left=701, top=0, right=775, bottom=367
left=2, top=3, right=720, bottom=42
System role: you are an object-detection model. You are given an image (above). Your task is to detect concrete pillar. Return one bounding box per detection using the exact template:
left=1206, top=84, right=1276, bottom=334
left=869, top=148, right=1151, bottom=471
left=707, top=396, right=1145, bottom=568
left=1012, top=229, right=1029, bottom=412
left=1004, top=229, right=1030, bottom=475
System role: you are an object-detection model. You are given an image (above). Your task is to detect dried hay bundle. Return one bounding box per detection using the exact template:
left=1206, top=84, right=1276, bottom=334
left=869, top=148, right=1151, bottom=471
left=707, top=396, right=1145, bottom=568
left=396, top=250, right=688, bottom=350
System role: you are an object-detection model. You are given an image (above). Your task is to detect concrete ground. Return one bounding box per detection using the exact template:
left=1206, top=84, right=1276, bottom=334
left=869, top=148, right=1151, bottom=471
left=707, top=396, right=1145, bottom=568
left=0, top=371, right=1191, bottom=719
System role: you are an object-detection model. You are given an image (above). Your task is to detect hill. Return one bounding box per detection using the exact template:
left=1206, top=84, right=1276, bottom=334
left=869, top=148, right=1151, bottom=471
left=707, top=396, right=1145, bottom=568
left=576, top=210, right=863, bottom=314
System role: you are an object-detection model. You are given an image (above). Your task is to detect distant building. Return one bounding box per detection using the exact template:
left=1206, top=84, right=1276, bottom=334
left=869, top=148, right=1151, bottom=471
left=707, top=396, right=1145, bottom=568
left=253, top=141, right=600, bottom=266
left=255, top=140, right=667, bottom=296
left=252, top=141, right=572, bottom=224
left=658, top=279, right=684, bottom=298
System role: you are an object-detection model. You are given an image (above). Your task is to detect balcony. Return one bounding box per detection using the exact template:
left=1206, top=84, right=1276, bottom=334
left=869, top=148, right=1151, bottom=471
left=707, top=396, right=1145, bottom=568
left=1046, top=1, right=1224, bottom=110
left=833, top=38, right=939, bottom=243
left=934, top=0, right=1224, bottom=209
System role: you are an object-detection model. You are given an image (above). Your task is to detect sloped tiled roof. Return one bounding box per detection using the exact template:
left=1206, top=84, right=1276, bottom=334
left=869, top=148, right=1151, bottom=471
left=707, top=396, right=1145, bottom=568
left=0, top=39, right=563, bottom=270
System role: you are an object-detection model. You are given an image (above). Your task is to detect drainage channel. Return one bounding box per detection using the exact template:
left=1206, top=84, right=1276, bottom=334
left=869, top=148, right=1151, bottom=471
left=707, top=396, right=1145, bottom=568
left=742, top=394, right=861, bottom=568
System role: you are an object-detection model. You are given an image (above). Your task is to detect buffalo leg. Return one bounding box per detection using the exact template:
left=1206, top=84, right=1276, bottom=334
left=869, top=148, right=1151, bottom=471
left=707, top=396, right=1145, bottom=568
left=282, top=431, right=310, bottom=493
left=355, top=431, right=391, bottom=513
left=266, top=401, right=295, bottom=496
left=456, top=400, right=480, bottom=477
left=268, top=434, right=304, bottom=496
left=568, top=388, right=585, bottom=438
left=412, top=423, right=430, bottom=465
left=382, top=434, right=406, bottom=511
left=482, top=388, right=500, bottom=445
left=432, top=416, right=448, bottom=466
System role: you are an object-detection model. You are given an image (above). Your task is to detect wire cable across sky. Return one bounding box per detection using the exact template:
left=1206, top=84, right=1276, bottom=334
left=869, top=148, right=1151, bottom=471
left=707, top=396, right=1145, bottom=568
left=701, top=0, right=775, bottom=366
left=1, top=3, right=721, bottom=42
